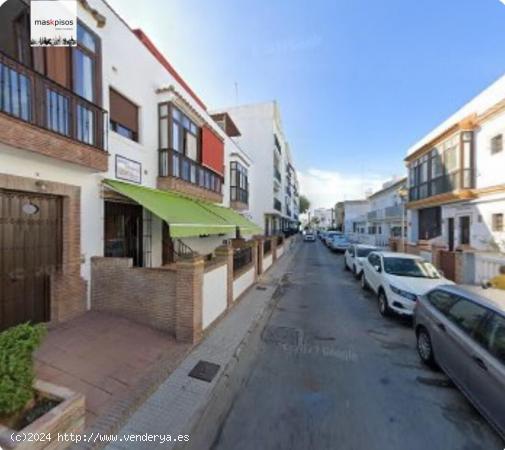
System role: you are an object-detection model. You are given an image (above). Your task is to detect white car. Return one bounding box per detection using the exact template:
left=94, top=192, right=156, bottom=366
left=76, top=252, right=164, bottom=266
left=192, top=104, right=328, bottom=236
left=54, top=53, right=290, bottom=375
left=303, top=232, right=316, bottom=242
left=344, top=244, right=379, bottom=277
left=323, top=231, right=342, bottom=246
left=329, top=235, right=350, bottom=252
left=361, top=251, right=454, bottom=317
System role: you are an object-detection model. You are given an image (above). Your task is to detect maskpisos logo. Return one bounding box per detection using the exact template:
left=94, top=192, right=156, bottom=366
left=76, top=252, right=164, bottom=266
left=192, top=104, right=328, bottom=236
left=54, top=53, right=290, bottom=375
left=31, top=0, right=77, bottom=47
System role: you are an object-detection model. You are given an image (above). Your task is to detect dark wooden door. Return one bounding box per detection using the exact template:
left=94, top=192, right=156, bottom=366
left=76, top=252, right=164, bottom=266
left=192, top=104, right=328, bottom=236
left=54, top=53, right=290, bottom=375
left=448, top=218, right=455, bottom=251
left=162, top=222, right=175, bottom=265
left=460, top=216, right=470, bottom=245
left=439, top=250, right=456, bottom=281
left=0, top=190, right=62, bottom=331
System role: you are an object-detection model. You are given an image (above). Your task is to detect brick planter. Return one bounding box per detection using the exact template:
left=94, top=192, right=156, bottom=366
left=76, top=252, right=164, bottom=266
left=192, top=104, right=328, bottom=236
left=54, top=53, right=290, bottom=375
left=0, top=380, right=85, bottom=450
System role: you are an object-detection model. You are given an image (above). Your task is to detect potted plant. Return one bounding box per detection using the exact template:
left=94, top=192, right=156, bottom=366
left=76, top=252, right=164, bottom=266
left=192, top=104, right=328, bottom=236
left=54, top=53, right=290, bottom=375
left=0, top=323, right=85, bottom=450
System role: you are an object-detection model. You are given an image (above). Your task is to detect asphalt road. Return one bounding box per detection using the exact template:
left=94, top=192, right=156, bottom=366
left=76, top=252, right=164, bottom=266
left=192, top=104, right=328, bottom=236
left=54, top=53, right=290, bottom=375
left=211, top=239, right=504, bottom=450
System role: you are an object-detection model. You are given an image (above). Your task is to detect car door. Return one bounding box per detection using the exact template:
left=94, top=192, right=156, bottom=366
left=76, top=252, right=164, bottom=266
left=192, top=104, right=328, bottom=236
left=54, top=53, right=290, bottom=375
left=366, top=253, right=381, bottom=292
left=435, top=297, right=489, bottom=396
left=467, top=312, right=505, bottom=435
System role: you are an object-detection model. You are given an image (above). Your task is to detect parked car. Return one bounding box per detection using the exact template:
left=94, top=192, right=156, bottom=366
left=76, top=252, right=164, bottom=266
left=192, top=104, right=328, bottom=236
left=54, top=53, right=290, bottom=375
left=329, top=235, right=350, bottom=252
left=414, top=285, right=505, bottom=440
left=361, top=251, right=454, bottom=317
left=344, top=244, right=379, bottom=277
left=323, top=231, right=342, bottom=246
left=303, top=232, right=316, bottom=242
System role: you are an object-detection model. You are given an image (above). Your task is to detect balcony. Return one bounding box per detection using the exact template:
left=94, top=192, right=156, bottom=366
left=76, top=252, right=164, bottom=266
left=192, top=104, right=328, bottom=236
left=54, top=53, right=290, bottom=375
left=274, top=167, right=281, bottom=183
left=0, top=51, right=108, bottom=171
left=158, top=148, right=223, bottom=202
left=409, top=169, right=475, bottom=203
left=230, top=186, right=249, bottom=211
left=273, top=198, right=282, bottom=212
left=385, top=205, right=403, bottom=219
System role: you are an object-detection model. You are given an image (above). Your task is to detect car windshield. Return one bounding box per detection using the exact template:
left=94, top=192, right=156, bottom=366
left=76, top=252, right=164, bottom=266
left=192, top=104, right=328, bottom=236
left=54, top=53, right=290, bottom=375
left=383, top=257, right=440, bottom=279
left=357, top=248, right=376, bottom=257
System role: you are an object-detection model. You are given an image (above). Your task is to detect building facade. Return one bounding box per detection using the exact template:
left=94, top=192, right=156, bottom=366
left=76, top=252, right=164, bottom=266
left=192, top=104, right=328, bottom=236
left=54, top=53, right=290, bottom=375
left=215, top=101, right=300, bottom=236
left=406, top=74, right=505, bottom=254
left=340, top=200, right=370, bottom=236
left=0, top=0, right=260, bottom=332
left=362, top=178, right=407, bottom=246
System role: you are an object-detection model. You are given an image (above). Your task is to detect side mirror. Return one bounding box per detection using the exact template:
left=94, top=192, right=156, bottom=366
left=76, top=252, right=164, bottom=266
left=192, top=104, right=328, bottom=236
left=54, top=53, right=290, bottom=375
left=374, top=265, right=381, bottom=273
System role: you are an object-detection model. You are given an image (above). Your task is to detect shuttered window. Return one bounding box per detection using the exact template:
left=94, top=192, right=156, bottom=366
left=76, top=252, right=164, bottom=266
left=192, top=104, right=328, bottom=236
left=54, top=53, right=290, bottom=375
left=109, top=88, right=139, bottom=142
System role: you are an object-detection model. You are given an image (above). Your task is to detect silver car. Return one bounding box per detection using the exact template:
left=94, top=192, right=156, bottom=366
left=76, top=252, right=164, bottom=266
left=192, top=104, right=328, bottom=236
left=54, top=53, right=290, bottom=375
left=414, top=285, right=505, bottom=440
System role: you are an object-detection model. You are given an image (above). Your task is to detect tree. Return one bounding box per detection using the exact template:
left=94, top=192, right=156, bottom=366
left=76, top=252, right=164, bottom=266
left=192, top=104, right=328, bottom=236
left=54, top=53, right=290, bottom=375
left=299, top=195, right=310, bottom=214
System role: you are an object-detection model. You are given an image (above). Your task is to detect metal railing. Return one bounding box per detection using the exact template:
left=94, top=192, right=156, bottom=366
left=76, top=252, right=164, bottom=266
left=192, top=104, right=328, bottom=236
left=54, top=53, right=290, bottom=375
left=233, top=246, right=252, bottom=274
left=159, top=148, right=223, bottom=195
left=385, top=205, right=402, bottom=219
left=0, top=50, right=107, bottom=150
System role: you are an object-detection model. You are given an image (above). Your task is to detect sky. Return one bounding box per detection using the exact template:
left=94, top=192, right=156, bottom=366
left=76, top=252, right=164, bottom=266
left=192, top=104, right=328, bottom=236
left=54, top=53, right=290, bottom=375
left=107, top=0, right=505, bottom=209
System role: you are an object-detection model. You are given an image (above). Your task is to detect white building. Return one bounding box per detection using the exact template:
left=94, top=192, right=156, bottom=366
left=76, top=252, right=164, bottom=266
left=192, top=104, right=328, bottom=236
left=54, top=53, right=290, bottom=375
left=0, top=0, right=259, bottom=331
left=214, top=101, right=300, bottom=235
left=363, top=178, right=407, bottom=246
left=406, top=73, right=505, bottom=254
left=312, top=208, right=334, bottom=229
left=340, top=200, right=370, bottom=236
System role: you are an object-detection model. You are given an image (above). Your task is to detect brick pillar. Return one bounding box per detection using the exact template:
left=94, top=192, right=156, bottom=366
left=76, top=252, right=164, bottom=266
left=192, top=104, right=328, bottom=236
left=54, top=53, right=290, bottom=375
left=272, top=236, right=278, bottom=261
left=175, top=255, right=204, bottom=343
left=255, top=236, right=264, bottom=275
left=215, top=244, right=234, bottom=308
left=251, top=241, right=259, bottom=282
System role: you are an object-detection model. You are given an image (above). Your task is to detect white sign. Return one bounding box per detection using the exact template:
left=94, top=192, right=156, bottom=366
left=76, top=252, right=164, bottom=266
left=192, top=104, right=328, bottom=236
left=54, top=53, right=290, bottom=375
left=31, top=1, right=77, bottom=47
left=116, top=155, right=142, bottom=184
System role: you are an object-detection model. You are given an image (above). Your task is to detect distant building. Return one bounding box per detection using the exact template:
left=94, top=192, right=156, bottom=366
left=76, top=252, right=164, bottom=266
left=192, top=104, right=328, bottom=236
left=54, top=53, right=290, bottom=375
left=313, top=208, right=334, bottom=229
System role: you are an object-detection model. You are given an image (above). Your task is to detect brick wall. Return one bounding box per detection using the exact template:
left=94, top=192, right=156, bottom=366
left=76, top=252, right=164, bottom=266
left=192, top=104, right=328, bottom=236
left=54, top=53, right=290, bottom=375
left=157, top=176, right=222, bottom=203
left=0, top=114, right=108, bottom=172
left=91, top=257, right=177, bottom=334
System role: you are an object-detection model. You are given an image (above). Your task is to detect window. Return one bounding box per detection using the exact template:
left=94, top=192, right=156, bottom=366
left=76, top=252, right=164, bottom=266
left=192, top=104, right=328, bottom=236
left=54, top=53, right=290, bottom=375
left=170, top=104, right=199, bottom=160
left=73, top=23, right=98, bottom=102
left=230, top=161, right=249, bottom=204
left=110, top=88, right=139, bottom=142
left=446, top=299, right=488, bottom=335
left=483, top=314, right=505, bottom=364
left=491, top=134, right=503, bottom=155
left=428, top=290, right=459, bottom=315
left=492, top=213, right=504, bottom=232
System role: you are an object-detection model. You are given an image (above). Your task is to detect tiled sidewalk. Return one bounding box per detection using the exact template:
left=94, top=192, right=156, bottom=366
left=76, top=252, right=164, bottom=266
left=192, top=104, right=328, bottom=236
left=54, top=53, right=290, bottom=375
left=105, top=242, right=297, bottom=450
left=35, top=312, right=190, bottom=427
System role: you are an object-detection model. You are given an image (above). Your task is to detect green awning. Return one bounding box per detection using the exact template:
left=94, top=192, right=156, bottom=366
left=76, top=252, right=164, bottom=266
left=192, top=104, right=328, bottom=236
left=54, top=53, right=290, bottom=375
left=199, top=201, right=262, bottom=235
left=104, top=179, right=235, bottom=238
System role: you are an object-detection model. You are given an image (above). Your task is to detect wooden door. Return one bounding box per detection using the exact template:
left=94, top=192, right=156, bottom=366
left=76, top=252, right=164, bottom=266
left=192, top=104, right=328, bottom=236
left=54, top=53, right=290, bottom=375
left=0, top=190, right=62, bottom=331
left=448, top=218, right=455, bottom=251
left=439, top=250, right=456, bottom=281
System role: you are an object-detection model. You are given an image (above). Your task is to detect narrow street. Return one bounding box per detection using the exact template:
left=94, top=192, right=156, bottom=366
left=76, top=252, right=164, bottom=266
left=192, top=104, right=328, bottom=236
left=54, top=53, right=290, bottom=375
left=211, top=240, right=504, bottom=450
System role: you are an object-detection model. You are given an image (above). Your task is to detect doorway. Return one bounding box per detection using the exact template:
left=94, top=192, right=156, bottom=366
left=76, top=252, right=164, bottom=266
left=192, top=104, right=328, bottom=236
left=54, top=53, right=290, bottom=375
left=448, top=218, right=455, bottom=251
left=460, top=216, right=470, bottom=246
left=0, top=190, right=62, bottom=331
left=104, top=201, right=143, bottom=267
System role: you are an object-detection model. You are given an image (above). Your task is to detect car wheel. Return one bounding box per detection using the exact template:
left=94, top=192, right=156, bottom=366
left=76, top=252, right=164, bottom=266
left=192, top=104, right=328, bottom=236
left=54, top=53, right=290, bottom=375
left=360, top=273, right=368, bottom=291
left=417, top=327, right=436, bottom=368
left=353, top=265, right=359, bottom=278
left=378, top=290, right=391, bottom=317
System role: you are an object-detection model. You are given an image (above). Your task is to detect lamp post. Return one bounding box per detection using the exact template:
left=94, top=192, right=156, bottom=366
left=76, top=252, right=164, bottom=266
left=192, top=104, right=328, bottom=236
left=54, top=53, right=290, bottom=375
left=397, top=187, right=408, bottom=252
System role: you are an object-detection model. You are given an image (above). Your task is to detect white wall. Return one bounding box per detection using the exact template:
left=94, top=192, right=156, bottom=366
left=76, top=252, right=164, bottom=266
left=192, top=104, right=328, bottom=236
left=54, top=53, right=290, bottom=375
left=263, top=254, right=273, bottom=271
left=233, top=267, right=255, bottom=301
left=202, top=265, right=228, bottom=329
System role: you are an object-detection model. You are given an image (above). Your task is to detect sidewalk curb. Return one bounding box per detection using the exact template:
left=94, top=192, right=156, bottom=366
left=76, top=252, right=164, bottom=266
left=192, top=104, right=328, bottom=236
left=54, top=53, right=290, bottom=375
left=176, top=240, right=300, bottom=450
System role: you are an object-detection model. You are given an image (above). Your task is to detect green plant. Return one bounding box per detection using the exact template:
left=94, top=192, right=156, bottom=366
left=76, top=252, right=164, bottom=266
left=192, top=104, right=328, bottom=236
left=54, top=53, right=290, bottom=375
left=0, top=323, right=46, bottom=416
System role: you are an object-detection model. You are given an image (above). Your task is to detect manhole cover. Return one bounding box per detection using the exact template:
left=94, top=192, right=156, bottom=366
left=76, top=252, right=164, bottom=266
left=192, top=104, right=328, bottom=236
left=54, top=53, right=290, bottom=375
left=262, top=326, right=301, bottom=346
left=188, top=360, right=220, bottom=382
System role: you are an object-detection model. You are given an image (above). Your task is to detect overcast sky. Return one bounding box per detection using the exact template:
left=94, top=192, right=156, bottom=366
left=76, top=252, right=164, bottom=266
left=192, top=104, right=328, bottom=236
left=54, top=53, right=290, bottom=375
left=107, top=0, right=505, bottom=209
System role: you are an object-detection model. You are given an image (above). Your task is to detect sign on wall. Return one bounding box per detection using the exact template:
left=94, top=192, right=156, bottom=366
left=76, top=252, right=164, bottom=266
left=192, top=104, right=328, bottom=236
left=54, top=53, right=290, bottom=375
left=115, top=155, right=142, bottom=184
left=30, top=0, right=77, bottom=47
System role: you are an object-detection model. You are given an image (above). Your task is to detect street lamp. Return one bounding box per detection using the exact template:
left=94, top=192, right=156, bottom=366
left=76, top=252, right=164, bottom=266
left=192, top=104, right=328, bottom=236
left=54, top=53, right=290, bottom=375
left=397, top=187, right=408, bottom=252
